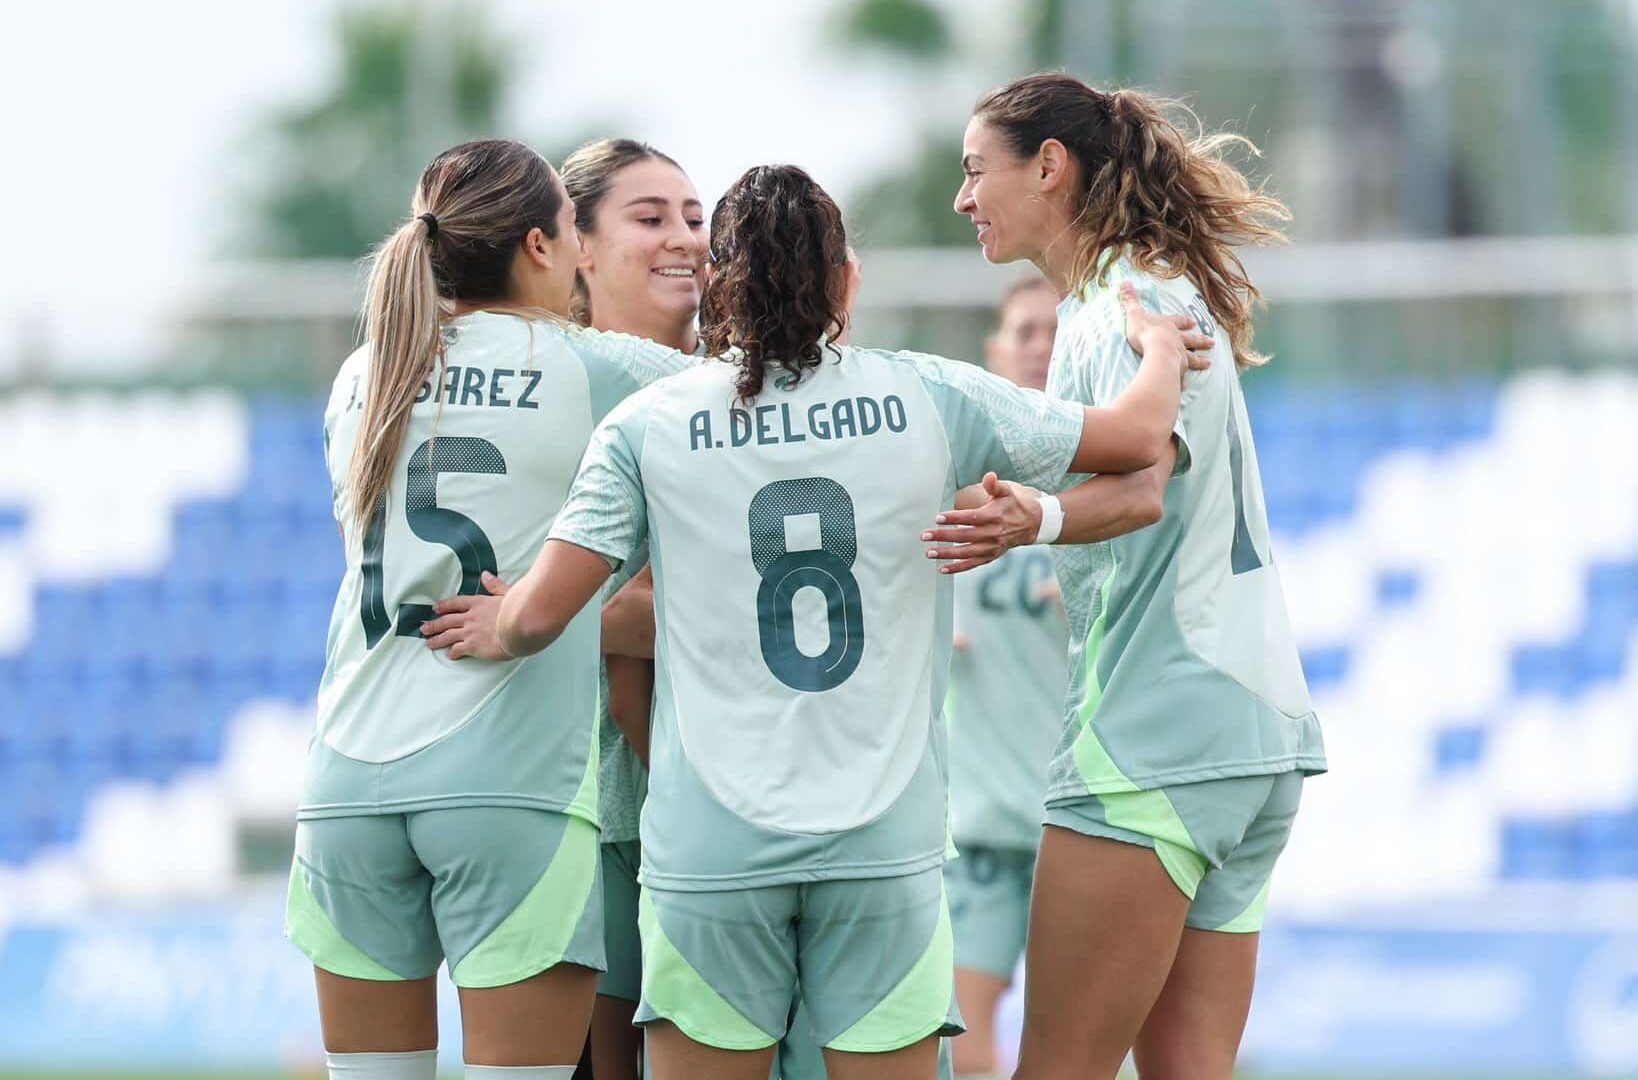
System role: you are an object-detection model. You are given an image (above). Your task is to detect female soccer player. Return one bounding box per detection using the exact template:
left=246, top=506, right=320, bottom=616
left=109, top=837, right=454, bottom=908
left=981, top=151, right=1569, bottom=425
left=440, top=164, right=1208, bottom=1080
left=559, top=135, right=706, bottom=1080
left=939, top=73, right=1329, bottom=1080
left=558, top=138, right=833, bottom=1080
left=943, top=277, right=1066, bottom=1080
left=286, top=138, right=698, bottom=1080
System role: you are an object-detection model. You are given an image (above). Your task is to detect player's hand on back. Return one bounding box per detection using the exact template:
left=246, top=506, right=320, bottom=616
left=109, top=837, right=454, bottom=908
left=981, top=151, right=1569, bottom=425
left=922, top=472, right=1044, bottom=574
left=422, top=571, right=513, bottom=661
left=1119, top=280, right=1213, bottom=384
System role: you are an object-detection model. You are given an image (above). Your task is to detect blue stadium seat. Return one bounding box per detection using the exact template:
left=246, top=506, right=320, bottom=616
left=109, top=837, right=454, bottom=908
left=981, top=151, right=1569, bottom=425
left=1434, top=725, right=1487, bottom=771
left=1300, top=647, right=1350, bottom=689
left=1501, top=818, right=1580, bottom=879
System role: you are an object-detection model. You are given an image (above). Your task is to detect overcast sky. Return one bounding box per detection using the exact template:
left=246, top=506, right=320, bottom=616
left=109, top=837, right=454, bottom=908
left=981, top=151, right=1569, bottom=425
left=0, top=0, right=1026, bottom=374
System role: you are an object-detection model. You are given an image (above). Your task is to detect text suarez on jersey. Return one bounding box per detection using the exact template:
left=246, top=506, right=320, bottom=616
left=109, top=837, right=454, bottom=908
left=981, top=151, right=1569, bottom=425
left=688, top=394, right=909, bottom=451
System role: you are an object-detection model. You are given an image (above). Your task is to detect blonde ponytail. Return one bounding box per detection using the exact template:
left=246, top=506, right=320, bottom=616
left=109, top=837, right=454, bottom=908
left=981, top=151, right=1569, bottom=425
left=347, top=213, right=446, bottom=533
left=341, top=138, right=569, bottom=534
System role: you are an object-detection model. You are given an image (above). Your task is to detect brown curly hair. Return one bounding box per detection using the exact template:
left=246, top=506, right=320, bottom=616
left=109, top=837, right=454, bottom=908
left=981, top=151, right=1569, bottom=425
left=976, top=73, right=1290, bottom=369
left=700, top=165, right=851, bottom=402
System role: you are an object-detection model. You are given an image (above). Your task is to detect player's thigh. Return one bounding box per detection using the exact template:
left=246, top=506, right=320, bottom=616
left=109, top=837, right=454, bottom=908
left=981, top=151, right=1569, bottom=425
left=1131, top=772, right=1303, bottom=1080
left=647, top=1019, right=777, bottom=1080
left=286, top=814, right=443, bottom=1051
left=590, top=992, right=642, bottom=1080
left=458, top=963, right=601, bottom=1066
left=313, top=969, right=440, bottom=1054
left=1014, top=819, right=1189, bottom=1080
left=797, top=868, right=961, bottom=1070
left=1131, top=928, right=1259, bottom=1080
left=636, top=883, right=796, bottom=1053
left=950, top=967, right=1008, bottom=1075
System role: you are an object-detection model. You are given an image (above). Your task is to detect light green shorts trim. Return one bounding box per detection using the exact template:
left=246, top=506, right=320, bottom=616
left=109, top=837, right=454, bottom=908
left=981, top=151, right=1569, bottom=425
left=944, top=845, right=1034, bottom=981
left=285, top=807, right=605, bottom=987
left=599, top=839, right=644, bottom=1002
left=1044, top=771, right=1302, bottom=933
left=635, top=868, right=963, bottom=1053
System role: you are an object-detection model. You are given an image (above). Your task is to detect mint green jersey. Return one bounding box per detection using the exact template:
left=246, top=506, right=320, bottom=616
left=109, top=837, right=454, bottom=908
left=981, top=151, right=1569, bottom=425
left=947, top=548, right=1069, bottom=851
left=550, top=346, right=1085, bottom=890
left=301, top=312, right=693, bottom=822
left=1044, top=261, right=1326, bottom=806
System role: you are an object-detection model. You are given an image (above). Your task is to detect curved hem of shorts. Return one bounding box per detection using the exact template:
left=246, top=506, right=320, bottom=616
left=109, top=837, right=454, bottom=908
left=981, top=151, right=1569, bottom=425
left=1044, top=757, right=1322, bottom=803
left=825, top=1017, right=965, bottom=1055
left=297, top=795, right=600, bottom=827
left=1182, top=914, right=1260, bottom=935
left=451, top=946, right=607, bottom=990
left=287, top=930, right=430, bottom=983
left=632, top=1007, right=777, bottom=1052
left=1041, top=809, right=1155, bottom=848
left=639, top=850, right=946, bottom=892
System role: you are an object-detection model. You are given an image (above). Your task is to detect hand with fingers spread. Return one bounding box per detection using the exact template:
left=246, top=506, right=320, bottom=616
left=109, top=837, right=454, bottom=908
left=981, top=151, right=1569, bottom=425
left=1118, top=280, right=1214, bottom=385
left=922, top=471, right=1046, bottom=574
left=421, top=571, right=513, bottom=661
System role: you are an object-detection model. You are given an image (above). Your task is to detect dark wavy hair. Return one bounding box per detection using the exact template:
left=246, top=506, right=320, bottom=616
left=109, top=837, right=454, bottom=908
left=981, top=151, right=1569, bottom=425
left=700, top=165, right=850, bottom=402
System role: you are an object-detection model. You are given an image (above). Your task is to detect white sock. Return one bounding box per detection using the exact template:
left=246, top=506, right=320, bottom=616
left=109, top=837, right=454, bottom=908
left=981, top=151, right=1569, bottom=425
left=955, top=1073, right=1004, bottom=1080
left=326, top=1050, right=439, bottom=1080
left=464, top=1066, right=576, bottom=1079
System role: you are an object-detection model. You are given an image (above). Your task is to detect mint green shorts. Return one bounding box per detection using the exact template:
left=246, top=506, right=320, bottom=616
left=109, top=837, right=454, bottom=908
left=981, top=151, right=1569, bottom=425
left=285, top=807, right=604, bottom=987
left=1045, top=771, right=1302, bottom=933
left=599, top=839, right=644, bottom=1002
left=944, top=845, right=1035, bottom=981
left=636, top=868, right=963, bottom=1053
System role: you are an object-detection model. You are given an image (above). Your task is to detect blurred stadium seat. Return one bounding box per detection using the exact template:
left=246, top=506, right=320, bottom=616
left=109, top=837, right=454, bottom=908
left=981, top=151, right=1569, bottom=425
left=0, top=371, right=1631, bottom=921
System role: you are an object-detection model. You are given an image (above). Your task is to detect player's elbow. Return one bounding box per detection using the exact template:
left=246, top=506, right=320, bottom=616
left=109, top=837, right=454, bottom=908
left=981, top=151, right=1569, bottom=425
left=1133, top=489, right=1165, bottom=528
left=1106, top=417, right=1171, bottom=474
left=498, top=599, right=559, bottom=658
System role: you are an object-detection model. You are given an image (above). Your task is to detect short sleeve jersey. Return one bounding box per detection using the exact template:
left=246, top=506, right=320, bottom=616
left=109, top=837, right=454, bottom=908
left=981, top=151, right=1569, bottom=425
left=302, top=312, right=693, bottom=823
left=551, top=345, right=1085, bottom=890
left=947, top=548, right=1069, bottom=852
left=1044, top=260, right=1327, bottom=806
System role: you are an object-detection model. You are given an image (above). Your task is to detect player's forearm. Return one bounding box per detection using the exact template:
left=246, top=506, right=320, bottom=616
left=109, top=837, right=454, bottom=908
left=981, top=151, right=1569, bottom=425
left=1070, top=339, right=1183, bottom=475
left=602, top=566, right=655, bottom=659
left=606, top=655, right=654, bottom=766
left=1055, top=442, right=1175, bottom=545
left=497, top=540, right=610, bottom=657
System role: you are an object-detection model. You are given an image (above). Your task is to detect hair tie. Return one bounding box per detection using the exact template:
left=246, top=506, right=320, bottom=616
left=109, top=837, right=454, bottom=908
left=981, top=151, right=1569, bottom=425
left=418, top=212, right=439, bottom=240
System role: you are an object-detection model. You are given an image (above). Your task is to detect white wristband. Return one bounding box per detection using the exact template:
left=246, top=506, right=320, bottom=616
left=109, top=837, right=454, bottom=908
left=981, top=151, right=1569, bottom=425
left=1034, top=494, right=1065, bottom=545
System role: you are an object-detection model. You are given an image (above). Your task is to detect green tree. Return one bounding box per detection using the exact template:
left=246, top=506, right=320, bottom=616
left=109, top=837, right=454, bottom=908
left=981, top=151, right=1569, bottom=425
left=249, top=3, right=511, bottom=258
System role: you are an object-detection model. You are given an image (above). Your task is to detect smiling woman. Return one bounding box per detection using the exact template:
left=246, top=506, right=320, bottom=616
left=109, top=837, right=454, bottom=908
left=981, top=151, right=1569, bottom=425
left=562, top=138, right=708, bottom=353
left=557, top=136, right=710, bottom=1080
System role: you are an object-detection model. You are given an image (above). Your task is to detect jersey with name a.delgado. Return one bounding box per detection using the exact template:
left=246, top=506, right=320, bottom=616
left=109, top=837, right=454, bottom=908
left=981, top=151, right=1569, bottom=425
left=551, top=346, right=1086, bottom=890
left=1045, top=261, right=1327, bottom=807
left=948, top=548, right=1069, bottom=852
left=302, top=311, right=693, bottom=823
